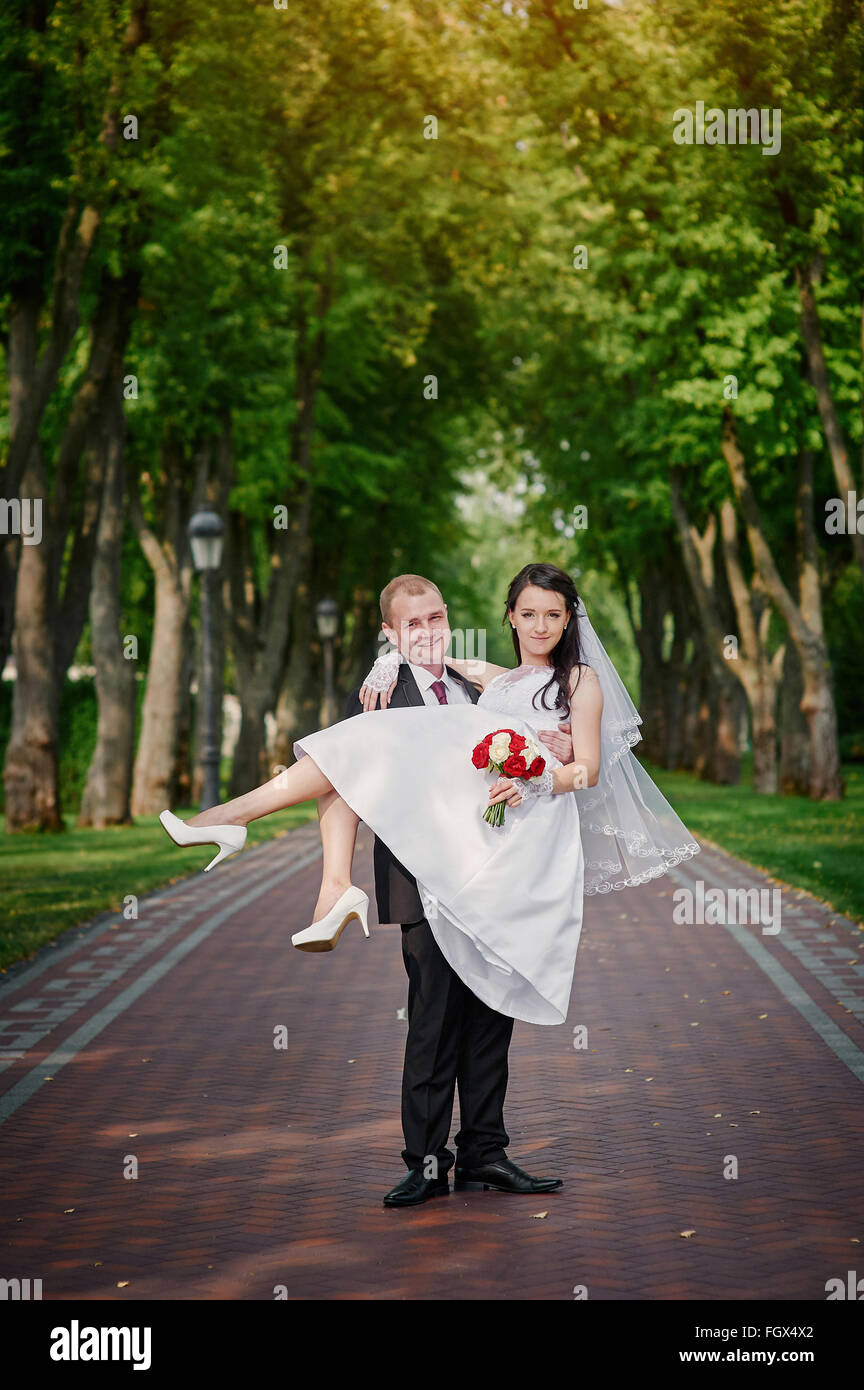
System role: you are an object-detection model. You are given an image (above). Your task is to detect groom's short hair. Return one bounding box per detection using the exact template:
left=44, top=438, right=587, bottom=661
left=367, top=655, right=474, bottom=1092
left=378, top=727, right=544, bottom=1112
left=380, top=574, right=445, bottom=626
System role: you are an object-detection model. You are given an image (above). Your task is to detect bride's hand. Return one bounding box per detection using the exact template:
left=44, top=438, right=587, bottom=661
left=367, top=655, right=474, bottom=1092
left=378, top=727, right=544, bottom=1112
left=359, top=676, right=398, bottom=711
left=359, top=649, right=402, bottom=710
left=488, top=776, right=524, bottom=808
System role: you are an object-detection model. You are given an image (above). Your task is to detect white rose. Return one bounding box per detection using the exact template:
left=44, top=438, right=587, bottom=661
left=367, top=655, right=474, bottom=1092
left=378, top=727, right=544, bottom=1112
left=489, top=736, right=511, bottom=763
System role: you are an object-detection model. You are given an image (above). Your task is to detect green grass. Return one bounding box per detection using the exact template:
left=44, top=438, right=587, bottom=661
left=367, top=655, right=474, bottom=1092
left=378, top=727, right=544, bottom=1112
left=645, top=756, right=864, bottom=929
left=0, top=802, right=319, bottom=973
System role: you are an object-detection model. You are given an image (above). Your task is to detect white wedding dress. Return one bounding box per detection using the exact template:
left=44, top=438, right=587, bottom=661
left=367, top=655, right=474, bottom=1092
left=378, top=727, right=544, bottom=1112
left=294, top=665, right=585, bottom=1026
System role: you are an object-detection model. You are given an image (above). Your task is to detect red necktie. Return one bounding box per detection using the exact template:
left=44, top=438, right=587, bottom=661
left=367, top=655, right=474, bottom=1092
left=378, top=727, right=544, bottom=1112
left=430, top=679, right=448, bottom=705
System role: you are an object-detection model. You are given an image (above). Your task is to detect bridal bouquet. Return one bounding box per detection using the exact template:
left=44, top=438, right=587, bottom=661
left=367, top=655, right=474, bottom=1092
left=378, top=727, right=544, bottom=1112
left=472, top=728, right=548, bottom=826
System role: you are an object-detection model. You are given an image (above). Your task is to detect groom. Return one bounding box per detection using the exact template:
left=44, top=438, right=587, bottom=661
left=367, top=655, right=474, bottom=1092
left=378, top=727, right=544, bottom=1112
left=342, top=573, right=575, bottom=1207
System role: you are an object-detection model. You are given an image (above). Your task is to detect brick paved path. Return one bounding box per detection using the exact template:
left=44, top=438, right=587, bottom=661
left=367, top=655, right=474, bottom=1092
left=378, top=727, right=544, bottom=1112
left=1, top=824, right=863, bottom=1300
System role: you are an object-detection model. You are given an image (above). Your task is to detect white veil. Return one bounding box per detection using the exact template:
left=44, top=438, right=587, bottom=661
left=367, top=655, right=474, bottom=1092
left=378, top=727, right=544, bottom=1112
left=572, top=596, right=701, bottom=894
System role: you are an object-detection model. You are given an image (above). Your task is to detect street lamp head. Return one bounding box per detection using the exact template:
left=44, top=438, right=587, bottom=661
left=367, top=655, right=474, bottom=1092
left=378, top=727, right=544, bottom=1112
left=187, top=508, right=225, bottom=571
left=315, top=597, right=340, bottom=640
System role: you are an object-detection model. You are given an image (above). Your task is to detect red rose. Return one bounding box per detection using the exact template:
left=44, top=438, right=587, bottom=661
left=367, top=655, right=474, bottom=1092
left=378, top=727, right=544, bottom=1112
left=472, top=743, right=492, bottom=769
left=527, top=755, right=545, bottom=777
left=509, top=733, right=527, bottom=753
left=503, top=753, right=527, bottom=778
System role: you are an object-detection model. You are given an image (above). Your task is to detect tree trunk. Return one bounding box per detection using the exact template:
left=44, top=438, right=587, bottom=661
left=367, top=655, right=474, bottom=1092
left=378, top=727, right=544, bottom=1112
left=779, top=640, right=811, bottom=795
left=272, top=574, right=322, bottom=770
left=2, top=441, right=62, bottom=830
left=225, top=280, right=331, bottom=797
left=128, top=438, right=197, bottom=817
left=172, top=637, right=194, bottom=808
left=721, top=417, right=843, bottom=799
left=229, top=685, right=274, bottom=793
left=630, top=559, right=669, bottom=764
left=130, top=566, right=191, bottom=816
left=709, top=679, right=744, bottom=785
left=675, top=638, right=706, bottom=774
left=750, top=677, right=779, bottom=795
left=78, top=384, right=136, bottom=826
left=0, top=535, right=20, bottom=679
left=799, top=656, right=845, bottom=800
left=338, top=582, right=380, bottom=694
left=3, top=270, right=138, bottom=830
left=671, top=466, right=785, bottom=796
left=271, top=534, right=348, bottom=768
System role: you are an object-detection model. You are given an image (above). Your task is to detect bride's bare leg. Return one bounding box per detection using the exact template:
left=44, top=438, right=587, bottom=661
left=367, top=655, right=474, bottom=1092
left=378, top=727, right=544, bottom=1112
left=185, top=755, right=334, bottom=828
left=311, top=791, right=361, bottom=923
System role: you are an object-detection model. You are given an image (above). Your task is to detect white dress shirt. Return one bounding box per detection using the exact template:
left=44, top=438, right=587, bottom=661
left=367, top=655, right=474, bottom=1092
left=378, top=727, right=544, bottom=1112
left=405, top=659, right=473, bottom=706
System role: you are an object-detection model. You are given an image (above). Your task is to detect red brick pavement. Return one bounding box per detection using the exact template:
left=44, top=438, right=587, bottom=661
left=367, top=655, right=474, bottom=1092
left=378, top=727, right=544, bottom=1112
left=1, top=824, right=863, bottom=1301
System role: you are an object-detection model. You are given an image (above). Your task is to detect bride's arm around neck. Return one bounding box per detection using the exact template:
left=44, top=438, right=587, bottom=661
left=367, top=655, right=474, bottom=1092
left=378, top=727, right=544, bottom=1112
left=446, top=655, right=511, bottom=691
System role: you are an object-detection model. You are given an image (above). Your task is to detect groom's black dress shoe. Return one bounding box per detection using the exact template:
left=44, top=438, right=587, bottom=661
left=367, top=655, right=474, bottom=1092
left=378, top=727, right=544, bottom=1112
left=382, top=1169, right=450, bottom=1207
left=454, top=1156, right=563, bottom=1194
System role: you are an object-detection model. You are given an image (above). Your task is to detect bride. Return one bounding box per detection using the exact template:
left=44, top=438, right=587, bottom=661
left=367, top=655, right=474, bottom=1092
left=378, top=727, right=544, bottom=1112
left=160, top=563, right=701, bottom=1026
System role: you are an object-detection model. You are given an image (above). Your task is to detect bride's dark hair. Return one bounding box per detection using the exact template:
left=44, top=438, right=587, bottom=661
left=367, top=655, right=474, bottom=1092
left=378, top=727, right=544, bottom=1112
left=504, top=563, right=587, bottom=715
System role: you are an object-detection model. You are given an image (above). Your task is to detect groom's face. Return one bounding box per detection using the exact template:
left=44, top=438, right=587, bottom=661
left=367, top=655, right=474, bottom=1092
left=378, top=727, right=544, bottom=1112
left=383, top=591, right=451, bottom=666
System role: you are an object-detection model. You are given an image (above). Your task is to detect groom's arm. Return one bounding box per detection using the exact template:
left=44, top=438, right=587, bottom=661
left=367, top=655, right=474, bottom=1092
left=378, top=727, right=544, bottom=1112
left=537, top=723, right=575, bottom=764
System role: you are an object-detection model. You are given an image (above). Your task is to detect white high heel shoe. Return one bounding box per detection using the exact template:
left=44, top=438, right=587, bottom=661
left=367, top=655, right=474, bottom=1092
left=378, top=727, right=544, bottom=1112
left=291, top=886, right=371, bottom=952
left=159, top=809, right=247, bottom=872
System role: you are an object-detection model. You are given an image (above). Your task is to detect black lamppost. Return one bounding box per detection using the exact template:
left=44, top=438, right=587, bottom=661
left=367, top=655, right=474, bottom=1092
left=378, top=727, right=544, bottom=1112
left=315, top=597, right=339, bottom=727
left=188, top=507, right=225, bottom=810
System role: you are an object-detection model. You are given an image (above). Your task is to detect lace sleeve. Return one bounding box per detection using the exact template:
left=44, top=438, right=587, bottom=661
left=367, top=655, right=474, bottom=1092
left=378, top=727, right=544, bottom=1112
left=361, top=649, right=403, bottom=692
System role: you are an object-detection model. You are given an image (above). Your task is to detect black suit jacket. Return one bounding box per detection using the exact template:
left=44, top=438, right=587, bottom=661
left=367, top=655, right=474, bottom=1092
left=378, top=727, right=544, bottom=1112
left=342, top=661, right=481, bottom=925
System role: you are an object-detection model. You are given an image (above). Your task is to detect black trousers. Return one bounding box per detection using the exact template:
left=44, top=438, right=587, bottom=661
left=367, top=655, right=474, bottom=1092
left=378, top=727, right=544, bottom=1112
left=399, top=916, right=515, bottom=1175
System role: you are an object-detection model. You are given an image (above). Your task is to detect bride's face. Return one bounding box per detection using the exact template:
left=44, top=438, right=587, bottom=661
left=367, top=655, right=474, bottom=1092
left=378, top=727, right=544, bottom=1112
left=509, top=584, right=569, bottom=662
left=383, top=591, right=451, bottom=665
